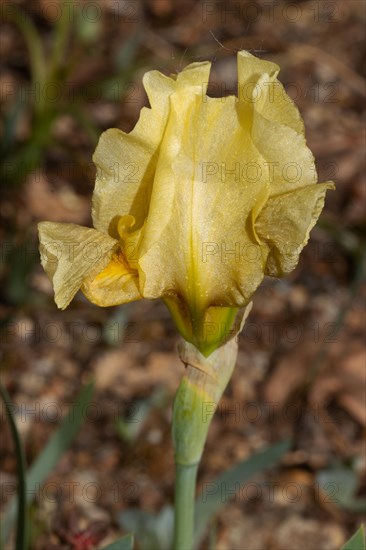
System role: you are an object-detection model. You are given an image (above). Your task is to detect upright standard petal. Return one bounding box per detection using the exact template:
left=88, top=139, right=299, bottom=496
left=254, top=182, right=335, bottom=276
left=91, top=64, right=211, bottom=238
left=250, top=110, right=317, bottom=193
left=237, top=50, right=304, bottom=135
left=91, top=72, right=174, bottom=236
left=138, top=73, right=270, bottom=343
left=38, top=222, right=119, bottom=309
left=237, top=52, right=315, bottom=193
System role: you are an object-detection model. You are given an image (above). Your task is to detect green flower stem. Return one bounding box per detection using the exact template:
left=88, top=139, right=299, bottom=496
left=172, top=340, right=237, bottom=549
left=174, top=462, right=199, bottom=549
left=172, top=305, right=252, bottom=549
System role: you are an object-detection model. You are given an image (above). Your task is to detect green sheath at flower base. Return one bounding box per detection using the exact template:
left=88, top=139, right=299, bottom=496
left=172, top=304, right=251, bottom=465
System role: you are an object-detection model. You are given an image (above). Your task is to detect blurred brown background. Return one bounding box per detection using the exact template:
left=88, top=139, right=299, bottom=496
left=0, top=0, right=365, bottom=548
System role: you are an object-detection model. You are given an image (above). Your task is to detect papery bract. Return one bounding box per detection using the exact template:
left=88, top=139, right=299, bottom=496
left=39, top=50, right=334, bottom=356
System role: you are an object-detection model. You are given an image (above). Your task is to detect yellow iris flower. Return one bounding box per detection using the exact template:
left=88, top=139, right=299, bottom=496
left=38, top=50, right=334, bottom=355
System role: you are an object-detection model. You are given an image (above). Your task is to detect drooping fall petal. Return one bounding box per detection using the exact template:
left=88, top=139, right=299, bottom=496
left=81, top=249, right=141, bottom=307
left=38, top=222, right=119, bottom=309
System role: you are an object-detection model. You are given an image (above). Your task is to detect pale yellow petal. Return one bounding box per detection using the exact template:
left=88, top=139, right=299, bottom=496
left=139, top=88, right=269, bottom=314
left=92, top=73, right=172, bottom=235
left=142, top=70, right=176, bottom=111
left=92, top=121, right=160, bottom=237
left=38, top=222, right=119, bottom=309
left=81, top=249, right=141, bottom=307
left=175, top=61, right=211, bottom=94
left=250, top=111, right=317, bottom=192
left=237, top=53, right=313, bottom=191
left=256, top=72, right=305, bottom=135
left=143, top=61, right=211, bottom=109
left=254, top=182, right=335, bottom=276
left=92, top=62, right=211, bottom=236
left=238, top=50, right=279, bottom=85
left=237, top=50, right=304, bottom=135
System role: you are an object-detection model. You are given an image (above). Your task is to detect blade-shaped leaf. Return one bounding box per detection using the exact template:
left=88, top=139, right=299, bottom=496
left=2, top=6, right=46, bottom=94
left=317, top=467, right=366, bottom=513
left=194, top=439, right=291, bottom=546
left=341, top=525, right=365, bottom=550
left=118, top=506, right=173, bottom=550
left=1, top=381, right=94, bottom=545
left=0, top=382, right=28, bottom=550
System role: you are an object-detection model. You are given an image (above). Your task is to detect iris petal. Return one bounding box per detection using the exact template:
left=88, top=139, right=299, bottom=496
left=81, top=249, right=141, bottom=306
left=255, top=182, right=335, bottom=275
left=38, top=222, right=118, bottom=309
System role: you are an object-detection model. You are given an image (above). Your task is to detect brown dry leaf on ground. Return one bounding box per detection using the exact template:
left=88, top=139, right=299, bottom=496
left=93, top=348, right=181, bottom=397
left=273, top=515, right=346, bottom=550
left=218, top=506, right=346, bottom=550
left=93, top=349, right=135, bottom=393
left=310, top=342, right=366, bottom=427
left=262, top=342, right=318, bottom=406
